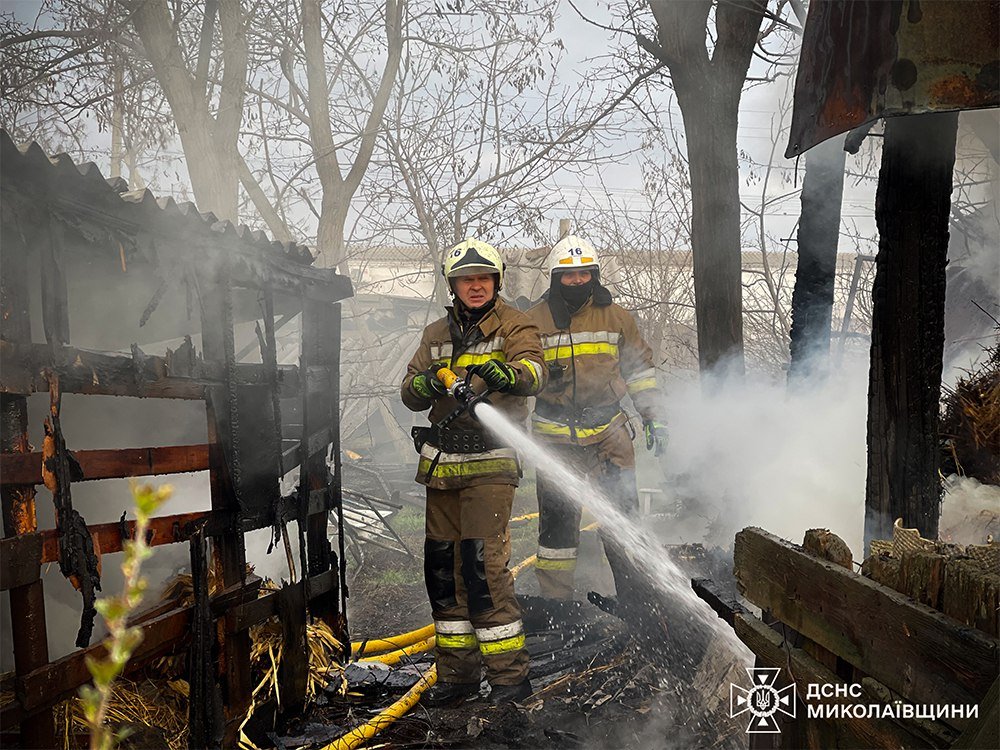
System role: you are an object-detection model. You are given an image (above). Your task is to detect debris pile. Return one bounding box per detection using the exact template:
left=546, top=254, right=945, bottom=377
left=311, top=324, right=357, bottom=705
left=941, top=334, right=1000, bottom=484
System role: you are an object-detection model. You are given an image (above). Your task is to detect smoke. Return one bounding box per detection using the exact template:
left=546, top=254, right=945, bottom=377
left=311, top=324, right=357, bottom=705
left=940, top=474, right=1000, bottom=545
left=653, top=355, right=870, bottom=561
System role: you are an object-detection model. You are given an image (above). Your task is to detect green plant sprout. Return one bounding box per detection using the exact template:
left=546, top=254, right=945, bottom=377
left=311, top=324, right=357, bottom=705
left=79, top=482, right=172, bottom=750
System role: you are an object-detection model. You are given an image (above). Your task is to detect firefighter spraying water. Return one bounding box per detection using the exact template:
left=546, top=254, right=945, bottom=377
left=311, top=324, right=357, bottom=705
left=401, top=238, right=547, bottom=707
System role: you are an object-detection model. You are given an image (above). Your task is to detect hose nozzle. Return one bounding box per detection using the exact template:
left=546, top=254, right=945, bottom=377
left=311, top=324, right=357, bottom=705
left=434, top=366, right=488, bottom=425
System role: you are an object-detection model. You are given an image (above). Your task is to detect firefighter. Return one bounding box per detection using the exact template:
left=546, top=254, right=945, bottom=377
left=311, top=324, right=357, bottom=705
left=526, top=235, right=667, bottom=607
left=401, top=238, right=547, bottom=706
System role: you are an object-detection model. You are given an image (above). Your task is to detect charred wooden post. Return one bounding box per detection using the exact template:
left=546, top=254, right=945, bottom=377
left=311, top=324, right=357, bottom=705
left=0, top=224, right=56, bottom=749
left=198, top=265, right=254, bottom=746
left=864, top=112, right=959, bottom=550
left=188, top=526, right=222, bottom=749
left=788, top=135, right=847, bottom=385
left=300, top=297, right=346, bottom=648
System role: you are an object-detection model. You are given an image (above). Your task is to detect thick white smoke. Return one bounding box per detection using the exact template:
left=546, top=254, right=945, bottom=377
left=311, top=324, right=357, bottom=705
left=654, top=356, right=870, bottom=561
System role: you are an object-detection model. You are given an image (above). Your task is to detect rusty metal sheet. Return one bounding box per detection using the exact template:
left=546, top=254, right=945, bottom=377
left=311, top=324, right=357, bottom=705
left=787, top=0, right=1000, bottom=157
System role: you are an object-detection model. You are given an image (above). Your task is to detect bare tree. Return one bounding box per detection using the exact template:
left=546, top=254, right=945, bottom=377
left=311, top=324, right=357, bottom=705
left=596, top=0, right=784, bottom=375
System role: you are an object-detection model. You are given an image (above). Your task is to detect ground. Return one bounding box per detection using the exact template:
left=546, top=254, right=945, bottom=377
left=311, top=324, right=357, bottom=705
left=283, top=480, right=749, bottom=750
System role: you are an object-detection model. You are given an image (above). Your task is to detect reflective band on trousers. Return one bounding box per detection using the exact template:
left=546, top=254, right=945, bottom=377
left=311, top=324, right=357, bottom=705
left=437, top=633, right=479, bottom=649
left=480, top=633, right=526, bottom=655
left=537, top=545, right=577, bottom=559
left=435, top=619, right=478, bottom=649
left=435, top=619, right=475, bottom=634
left=535, top=557, right=577, bottom=570
left=476, top=620, right=526, bottom=656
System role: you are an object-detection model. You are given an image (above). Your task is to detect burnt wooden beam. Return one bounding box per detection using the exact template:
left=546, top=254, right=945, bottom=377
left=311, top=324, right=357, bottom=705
left=277, top=578, right=309, bottom=718
left=15, top=576, right=259, bottom=714
left=188, top=528, right=222, bottom=749
left=0, top=217, right=56, bottom=749
left=0, top=532, right=42, bottom=590
left=227, top=570, right=336, bottom=632
left=198, top=265, right=253, bottom=747
left=39, top=510, right=211, bottom=563
left=734, top=527, right=998, bottom=725
left=39, top=220, right=70, bottom=347
left=0, top=341, right=300, bottom=399
left=0, top=444, right=211, bottom=485
left=865, top=111, right=959, bottom=547
left=733, top=611, right=934, bottom=749
left=788, top=134, right=847, bottom=384
left=300, top=297, right=343, bottom=647
left=690, top=577, right=749, bottom=627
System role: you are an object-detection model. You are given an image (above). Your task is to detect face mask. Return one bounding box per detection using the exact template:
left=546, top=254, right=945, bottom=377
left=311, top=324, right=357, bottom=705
left=558, top=277, right=596, bottom=310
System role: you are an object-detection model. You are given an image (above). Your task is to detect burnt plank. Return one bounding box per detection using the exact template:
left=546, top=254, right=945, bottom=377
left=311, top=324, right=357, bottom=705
left=734, top=527, right=998, bottom=717
left=38, top=510, right=211, bottom=563
left=1, top=444, right=210, bottom=485
left=733, top=611, right=933, bottom=749
left=15, top=576, right=259, bottom=714
left=19, top=607, right=191, bottom=712
left=277, top=578, right=309, bottom=716
left=0, top=341, right=300, bottom=400
left=228, top=570, right=336, bottom=632
left=0, top=532, right=42, bottom=590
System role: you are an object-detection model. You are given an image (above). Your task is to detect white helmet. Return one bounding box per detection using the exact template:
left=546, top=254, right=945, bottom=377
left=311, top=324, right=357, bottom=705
left=443, top=238, right=504, bottom=288
left=546, top=235, right=599, bottom=278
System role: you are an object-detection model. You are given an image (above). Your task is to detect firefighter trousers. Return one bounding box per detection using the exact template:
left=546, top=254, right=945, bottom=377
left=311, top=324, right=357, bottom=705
left=535, top=423, right=640, bottom=602
left=424, top=484, right=529, bottom=686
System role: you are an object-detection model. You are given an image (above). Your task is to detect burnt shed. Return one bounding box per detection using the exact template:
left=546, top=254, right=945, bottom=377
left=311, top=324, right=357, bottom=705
left=0, top=130, right=353, bottom=748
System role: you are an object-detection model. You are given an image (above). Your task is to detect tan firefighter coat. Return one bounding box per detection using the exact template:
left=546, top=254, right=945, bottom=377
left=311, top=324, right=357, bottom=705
left=526, top=295, right=662, bottom=445
left=401, top=298, right=547, bottom=489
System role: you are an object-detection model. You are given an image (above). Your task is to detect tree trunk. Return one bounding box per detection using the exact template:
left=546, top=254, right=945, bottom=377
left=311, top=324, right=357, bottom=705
left=676, top=83, right=746, bottom=374
left=788, top=135, right=847, bottom=385
left=130, top=0, right=243, bottom=221
left=864, top=112, right=958, bottom=551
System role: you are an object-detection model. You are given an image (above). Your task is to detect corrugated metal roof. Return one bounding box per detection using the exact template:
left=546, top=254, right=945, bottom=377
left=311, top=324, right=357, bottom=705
left=0, top=129, right=315, bottom=266
left=788, top=0, right=1000, bottom=157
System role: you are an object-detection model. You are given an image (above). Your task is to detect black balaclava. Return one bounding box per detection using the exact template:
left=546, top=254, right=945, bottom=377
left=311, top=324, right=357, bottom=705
left=548, top=269, right=612, bottom=328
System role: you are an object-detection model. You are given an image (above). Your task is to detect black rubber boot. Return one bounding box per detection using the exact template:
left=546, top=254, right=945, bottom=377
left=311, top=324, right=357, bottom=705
left=422, top=681, right=480, bottom=707
left=488, top=679, right=533, bottom=705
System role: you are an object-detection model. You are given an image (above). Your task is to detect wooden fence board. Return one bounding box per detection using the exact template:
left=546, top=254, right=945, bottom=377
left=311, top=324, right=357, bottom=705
left=734, top=527, right=998, bottom=718
left=1, top=444, right=211, bottom=485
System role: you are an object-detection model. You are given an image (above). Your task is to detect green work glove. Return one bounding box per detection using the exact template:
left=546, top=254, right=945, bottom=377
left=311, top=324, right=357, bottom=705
left=644, top=420, right=668, bottom=457
left=469, top=360, right=518, bottom=393
left=411, top=365, right=448, bottom=400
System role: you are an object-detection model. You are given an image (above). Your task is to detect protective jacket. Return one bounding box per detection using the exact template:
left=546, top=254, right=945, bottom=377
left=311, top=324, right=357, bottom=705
left=526, top=295, right=661, bottom=445
left=401, top=298, right=547, bottom=489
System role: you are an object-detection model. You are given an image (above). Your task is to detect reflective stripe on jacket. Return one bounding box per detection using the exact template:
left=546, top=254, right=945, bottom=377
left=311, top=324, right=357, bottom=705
left=526, top=296, right=662, bottom=446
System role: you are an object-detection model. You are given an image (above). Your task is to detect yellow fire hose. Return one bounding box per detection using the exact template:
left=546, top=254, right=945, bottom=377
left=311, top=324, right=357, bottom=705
left=323, top=665, right=439, bottom=750
left=357, top=636, right=437, bottom=666
left=351, top=623, right=436, bottom=656
left=324, top=520, right=603, bottom=749
left=510, top=512, right=539, bottom=523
